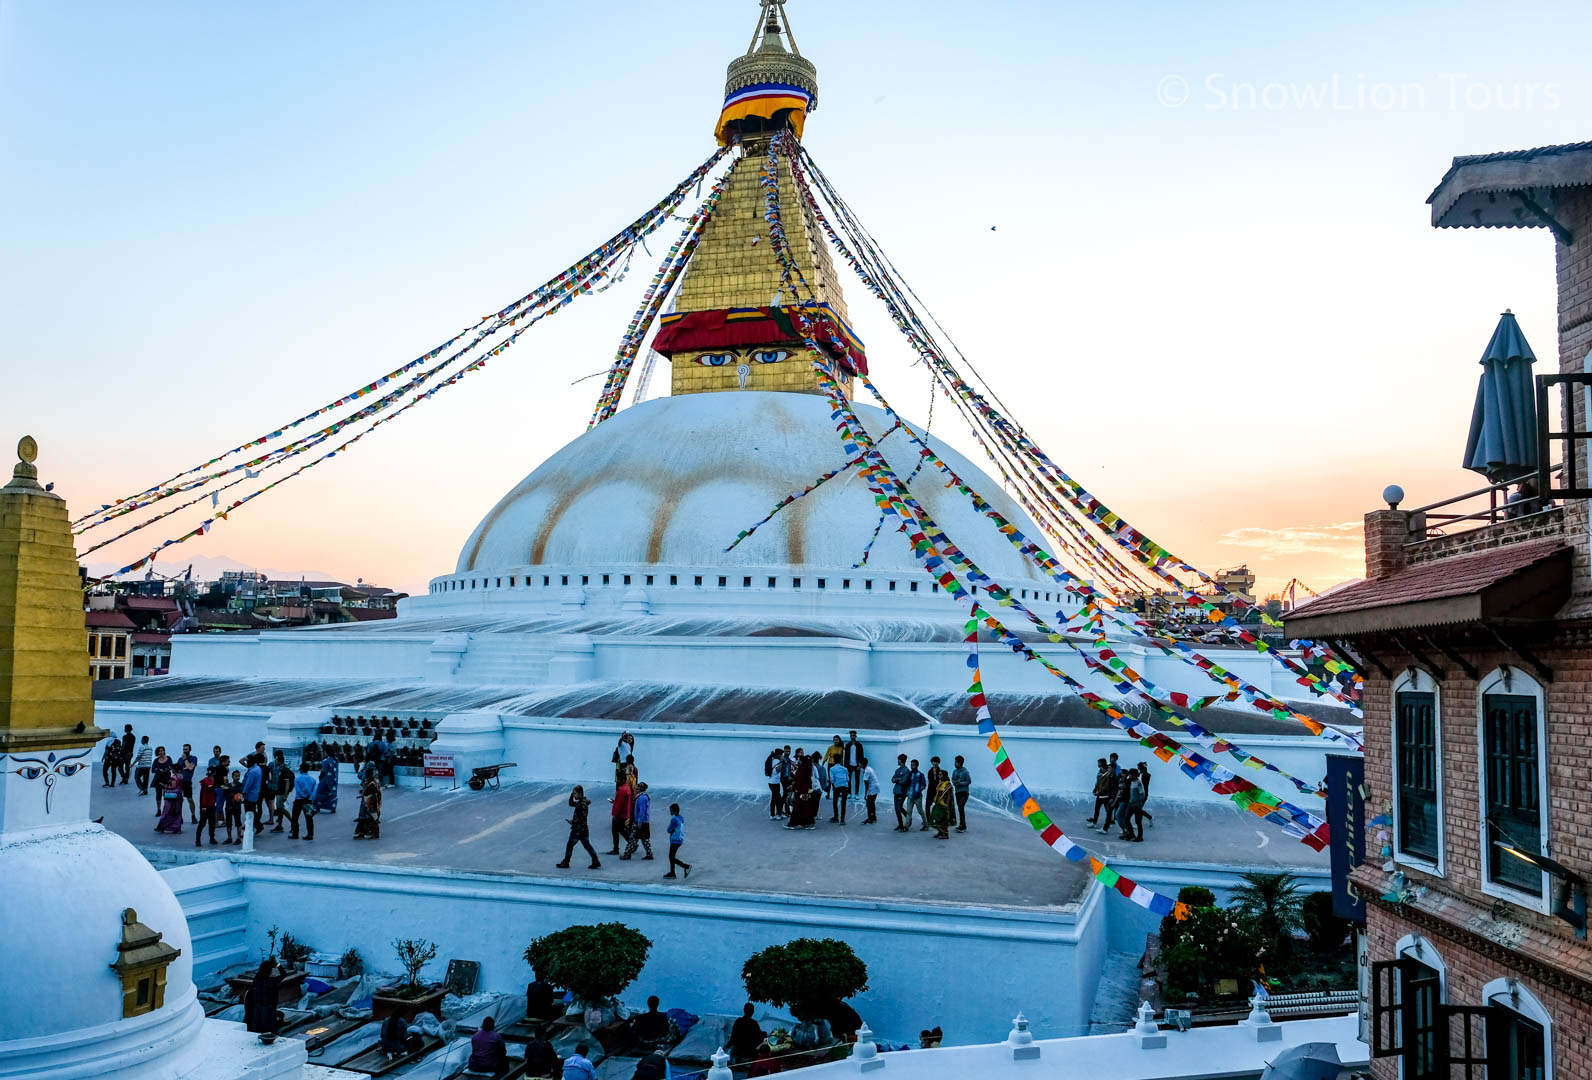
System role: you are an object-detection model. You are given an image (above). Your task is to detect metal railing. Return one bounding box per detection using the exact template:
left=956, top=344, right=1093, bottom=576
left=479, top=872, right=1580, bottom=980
left=1406, top=462, right=1563, bottom=539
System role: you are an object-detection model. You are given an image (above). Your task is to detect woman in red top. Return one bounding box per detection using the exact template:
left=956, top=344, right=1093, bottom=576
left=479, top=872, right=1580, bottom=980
left=608, top=780, right=634, bottom=855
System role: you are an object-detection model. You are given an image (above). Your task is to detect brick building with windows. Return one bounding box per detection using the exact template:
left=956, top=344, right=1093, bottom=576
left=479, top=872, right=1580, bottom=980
left=1287, top=140, right=1592, bottom=1080
left=84, top=608, right=133, bottom=680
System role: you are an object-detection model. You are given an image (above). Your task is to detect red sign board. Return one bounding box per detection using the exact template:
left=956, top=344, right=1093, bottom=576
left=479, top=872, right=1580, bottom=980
left=423, top=754, right=455, bottom=778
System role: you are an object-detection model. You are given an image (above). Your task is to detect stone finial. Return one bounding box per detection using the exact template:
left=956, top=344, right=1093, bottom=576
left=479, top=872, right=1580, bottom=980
left=7, top=434, right=43, bottom=491
left=1133, top=1001, right=1167, bottom=1049
left=853, top=1022, right=884, bottom=1071
left=707, top=1046, right=733, bottom=1080
left=1240, top=994, right=1282, bottom=1042
left=1007, top=1012, right=1040, bottom=1060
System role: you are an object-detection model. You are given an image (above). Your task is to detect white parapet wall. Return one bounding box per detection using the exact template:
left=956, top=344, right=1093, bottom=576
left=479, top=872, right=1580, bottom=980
left=219, top=856, right=1109, bottom=1046
left=795, top=1012, right=1367, bottom=1079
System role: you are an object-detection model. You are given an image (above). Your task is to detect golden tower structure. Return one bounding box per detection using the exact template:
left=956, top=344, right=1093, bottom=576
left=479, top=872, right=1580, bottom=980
left=0, top=435, right=102, bottom=756
left=652, top=0, right=867, bottom=398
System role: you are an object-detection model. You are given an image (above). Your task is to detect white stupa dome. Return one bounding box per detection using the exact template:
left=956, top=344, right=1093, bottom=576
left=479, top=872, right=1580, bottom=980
left=456, top=391, right=1052, bottom=586
left=0, top=825, right=206, bottom=1078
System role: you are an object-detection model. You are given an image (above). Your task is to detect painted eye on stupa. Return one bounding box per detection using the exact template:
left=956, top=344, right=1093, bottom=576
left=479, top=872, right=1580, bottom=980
left=56, top=761, right=87, bottom=777
left=751, top=350, right=790, bottom=364
left=13, top=765, right=45, bottom=780
left=695, top=352, right=736, bottom=366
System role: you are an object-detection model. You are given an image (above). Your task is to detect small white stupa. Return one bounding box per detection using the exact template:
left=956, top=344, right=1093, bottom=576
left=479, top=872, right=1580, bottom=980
left=0, top=436, right=306, bottom=1080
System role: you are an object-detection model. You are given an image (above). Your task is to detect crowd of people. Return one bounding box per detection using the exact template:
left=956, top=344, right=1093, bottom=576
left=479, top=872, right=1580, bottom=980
left=556, top=731, right=692, bottom=881
left=1087, top=752, right=1154, bottom=841
left=101, top=723, right=389, bottom=847
left=760, top=733, right=975, bottom=840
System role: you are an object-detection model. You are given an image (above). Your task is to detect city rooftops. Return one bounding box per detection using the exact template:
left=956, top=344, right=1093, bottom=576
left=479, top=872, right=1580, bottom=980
left=1428, top=138, right=1592, bottom=239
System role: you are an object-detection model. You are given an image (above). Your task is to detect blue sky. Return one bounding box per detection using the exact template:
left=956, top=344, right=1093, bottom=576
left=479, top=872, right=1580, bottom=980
left=2, top=0, right=1586, bottom=592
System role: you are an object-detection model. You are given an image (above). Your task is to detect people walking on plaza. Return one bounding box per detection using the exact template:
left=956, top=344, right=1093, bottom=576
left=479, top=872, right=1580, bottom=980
left=1136, top=762, right=1154, bottom=829
left=824, top=735, right=845, bottom=770
left=612, top=730, right=636, bottom=770
left=242, top=753, right=265, bottom=834
left=133, top=736, right=153, bottom=794
left=225, top=768, right=245, bottom=843
left=608, top=775, right=634, bottom=855
left=119, top=724, right=136, bottom=784
left=623, top=781, right=654, bottom=860
left=381, top=730, right=398, bottom=787
left=289, top=760, right=317, bottom=840
left=195, top=771, right=219, bottom=847
left=150, top=745, right=173, bottom=815
left=1088, top=757, right=1113, bottom=830
left=906, top=758, right=928, bottom=831
left=764, top=747, right=785, bottom=818
left=785, top=751, right=819, bottom=829
left=354, top=767, right=382, bottom=840
left=1115, top=767, right=1143, bottom=842
left=176, top=744, right=198, bottom=822
left=891, top=753, right=911, bottom=830
left=315, top=748, right=339, bottom=814
left=664, top=803, right=691, bottom=879
left=930, top=778, right=953, bottom=839
left=828, top=756, right=850, bottom=824
left=268, top=749, right=290, bottom=831
left=207, top=743, right=222, bottom=779
left=779, top=744, right=795, bottom=815
left=860, top=756, right=879, bottom=824
left=844, top=730, right=865, bottom=796
left=951, top=755, right=972, bottom=832
left=924, top=756, right=948, bottom=821
left=558, top=784, right=600, bottom=869
left=100, top=734, right=119, bottom=787
left=154, top=773, right=185, bottom=834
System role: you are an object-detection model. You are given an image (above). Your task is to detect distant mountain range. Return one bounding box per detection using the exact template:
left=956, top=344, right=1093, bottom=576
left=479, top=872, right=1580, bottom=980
left=83, top=553, right=336, bottom=584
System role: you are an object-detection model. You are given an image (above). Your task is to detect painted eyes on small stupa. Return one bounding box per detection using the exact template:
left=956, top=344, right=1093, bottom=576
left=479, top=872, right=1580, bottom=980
left=13, top=765, right=45, bottom=780
left=751, top=350, right=790, bottom=364
left=57, top=762, right=86, bottom=777
left=696, top=353, right=736, bottom=366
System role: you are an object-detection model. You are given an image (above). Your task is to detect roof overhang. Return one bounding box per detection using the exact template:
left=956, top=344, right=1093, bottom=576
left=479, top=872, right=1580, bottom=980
left=1428, top=141, right=1592, bottom=241
left=1285, top=544, right=1571, bottom=639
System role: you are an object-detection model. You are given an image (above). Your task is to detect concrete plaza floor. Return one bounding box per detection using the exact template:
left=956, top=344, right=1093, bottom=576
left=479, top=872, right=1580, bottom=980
left=95, top=779, right=1327, bottom=912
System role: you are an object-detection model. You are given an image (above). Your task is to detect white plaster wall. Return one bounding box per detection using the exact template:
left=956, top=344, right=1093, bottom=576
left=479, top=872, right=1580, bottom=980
left=94, top=705, right=275, bottom=765
left=232, top=858, right=1106, bottom=1044
left=92, top=702, right=1341, bottom=809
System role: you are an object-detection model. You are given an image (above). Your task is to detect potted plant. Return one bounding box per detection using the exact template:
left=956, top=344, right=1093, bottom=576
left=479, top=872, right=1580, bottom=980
left=742, top=938, right=869, bottom=1049
left=278, top=932, right=314, bottom=972
left=338, top=947, right=363, bottom=980
left=372, top=938, right=445, bottom=1021
left=523, top=923, right=651, bottom=1029
left=226, top=929, right=308, bottom=1004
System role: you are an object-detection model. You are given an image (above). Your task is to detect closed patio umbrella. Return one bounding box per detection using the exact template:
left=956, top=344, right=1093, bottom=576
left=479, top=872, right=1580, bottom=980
left=1462, top=309, right=1539, bottom=483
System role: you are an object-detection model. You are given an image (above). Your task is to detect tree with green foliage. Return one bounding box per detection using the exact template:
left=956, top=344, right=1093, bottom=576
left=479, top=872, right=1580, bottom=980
left=742, top=939, right=868, bottom=1023
left=524, top=923, right=651, bottom=1007
left=1159, top=885, right=1217, bottom=950
left=1161, top=906, right=1265, bottom=999
left=1229, top=871, right=1306, bottom=963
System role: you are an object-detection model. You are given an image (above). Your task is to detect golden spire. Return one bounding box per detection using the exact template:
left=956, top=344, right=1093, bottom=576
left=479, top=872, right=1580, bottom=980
left=715, top=1, right=819, bottom=146
left=0, top=436, right=102, bottom=752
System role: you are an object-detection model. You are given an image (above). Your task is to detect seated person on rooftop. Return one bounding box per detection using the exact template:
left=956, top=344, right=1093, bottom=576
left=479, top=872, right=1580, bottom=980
left=729, top=1002, right=765, bottom=1062
left=632, top=995, right=671, bottom=1049
left=527, top=974, right=559, bottom=1021
left=466, top=1015, right=509, bottom=1076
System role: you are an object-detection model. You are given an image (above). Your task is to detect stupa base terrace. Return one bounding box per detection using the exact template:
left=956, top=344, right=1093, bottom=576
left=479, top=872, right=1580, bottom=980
left=93, top=778, right=1328, bottom=1046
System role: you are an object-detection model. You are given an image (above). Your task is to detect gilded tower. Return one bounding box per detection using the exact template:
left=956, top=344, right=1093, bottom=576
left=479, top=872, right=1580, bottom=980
left=0, top=436, right=101, bottom=756
left=652, top=0, right=866, bottom=398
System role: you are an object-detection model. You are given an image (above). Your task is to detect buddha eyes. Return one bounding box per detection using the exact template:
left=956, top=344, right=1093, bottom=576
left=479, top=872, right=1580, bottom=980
left=57, top=762, right=86, bottom=777
left=13, top=765, right=45, bottom=780
left=694, top=350, right=790, bottom=366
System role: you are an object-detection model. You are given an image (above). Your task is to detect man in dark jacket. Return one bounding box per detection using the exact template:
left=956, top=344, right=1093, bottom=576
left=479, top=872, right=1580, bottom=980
left=890, top=754, right=911, bottom=831
left=843, top=731, right=865, bottom=796
left=729, top=1003, right=765, bottom=1062
left=1088, top=758, right=1113, bottom=830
